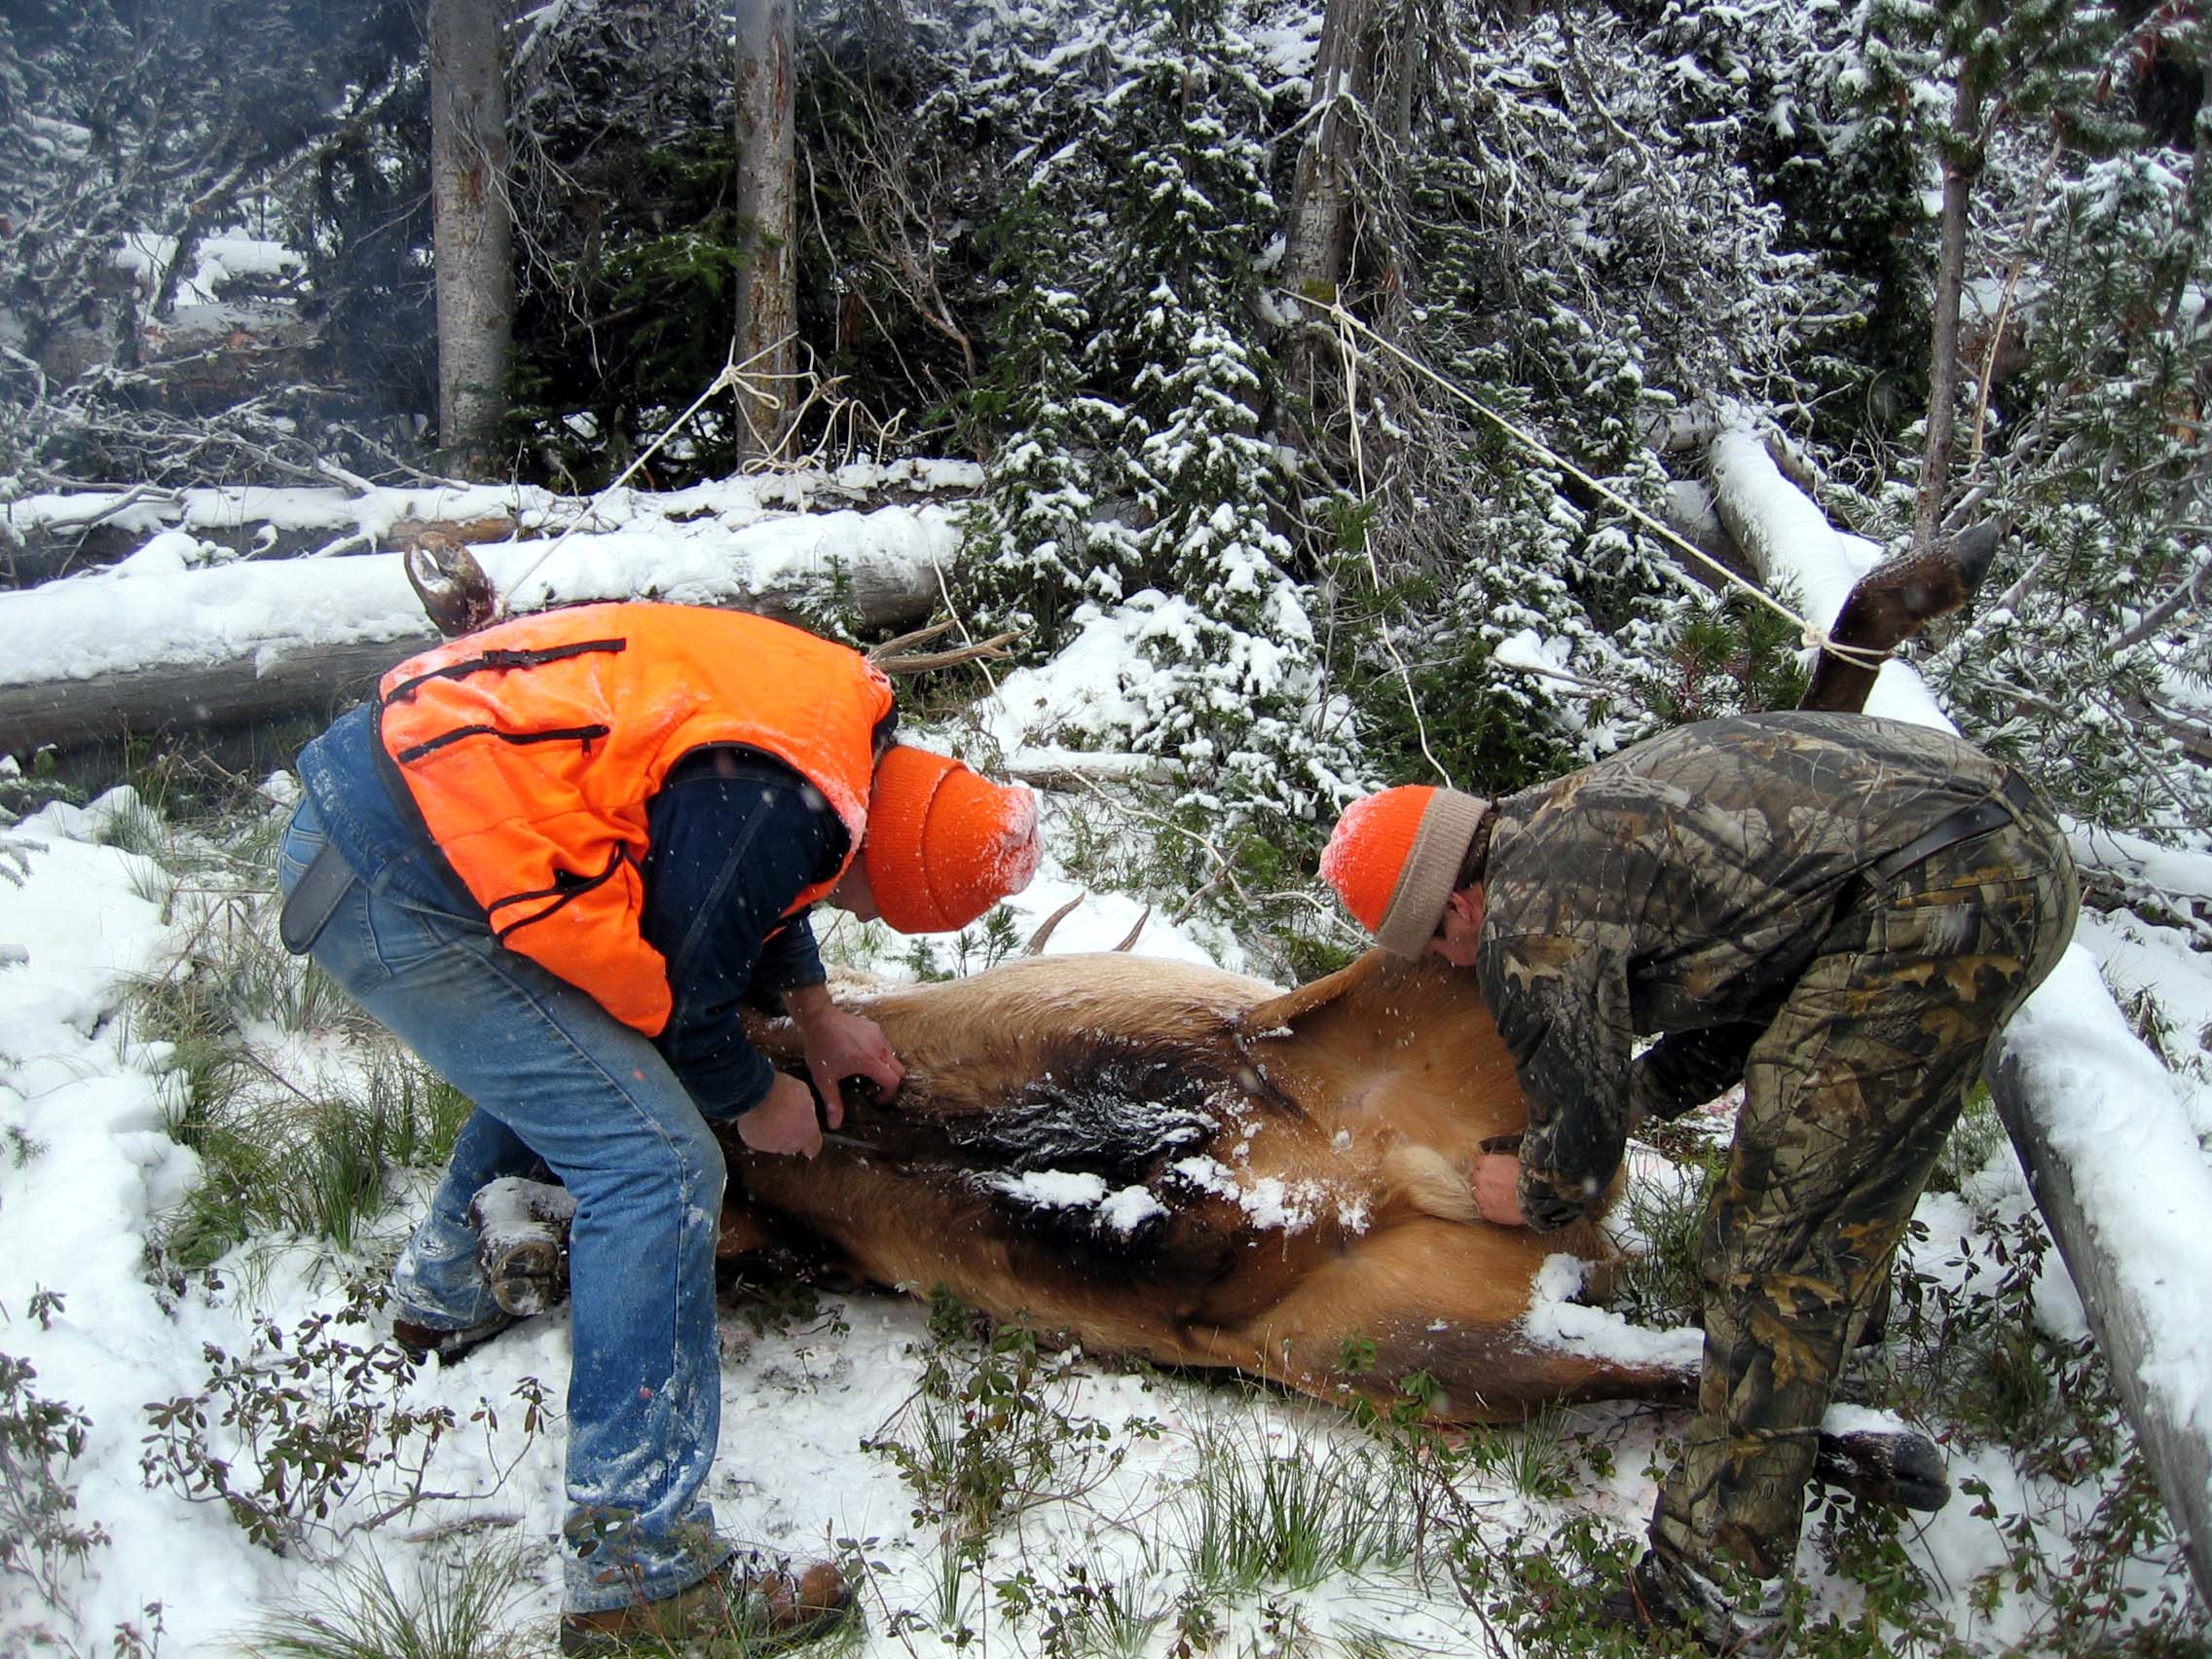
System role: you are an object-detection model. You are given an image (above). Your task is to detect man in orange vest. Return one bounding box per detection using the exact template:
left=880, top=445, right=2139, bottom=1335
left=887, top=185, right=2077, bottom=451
left=276, top=602, right=1041, bottom=1653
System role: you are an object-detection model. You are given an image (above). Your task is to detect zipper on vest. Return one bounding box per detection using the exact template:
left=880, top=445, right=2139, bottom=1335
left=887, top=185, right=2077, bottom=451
left=392, top=722, right=612, bottom=764
left=487, top=845, right=629, bottom=943
left=382, top=637, right=627, bottom=706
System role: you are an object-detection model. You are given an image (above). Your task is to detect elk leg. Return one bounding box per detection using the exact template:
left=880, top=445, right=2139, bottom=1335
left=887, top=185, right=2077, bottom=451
left=469, top=1176, right=575, bottom=1316
left=1800, top=523, right=1998, bottom=714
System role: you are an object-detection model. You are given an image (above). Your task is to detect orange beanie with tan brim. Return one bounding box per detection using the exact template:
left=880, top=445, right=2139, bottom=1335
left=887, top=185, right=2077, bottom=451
left=1320, top=785, right=1491, bottom=959
left=865, top=746, right=1042, bottom=935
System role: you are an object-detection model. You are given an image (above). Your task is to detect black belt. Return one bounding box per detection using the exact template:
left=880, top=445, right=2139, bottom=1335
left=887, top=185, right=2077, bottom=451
left=279, top=838, right=356, bottom=954
left=1868, top=771, right=2038, bottom=886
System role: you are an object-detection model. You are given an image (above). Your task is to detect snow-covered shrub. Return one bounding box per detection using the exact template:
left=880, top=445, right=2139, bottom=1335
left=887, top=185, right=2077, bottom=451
left=1933, top=141, right=2212, bottom=836
left=0, top=1352, right=109, bottom=1613
left=1320, top=5, right=1823, bottom=790
left=138, top=1288, right=541, bottom=1559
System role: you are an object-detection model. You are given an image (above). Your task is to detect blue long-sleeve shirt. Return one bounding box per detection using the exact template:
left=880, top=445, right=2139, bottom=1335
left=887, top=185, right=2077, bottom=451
left=295, top=704, right=845, bottom=1121
left=639, top=746, right=846, bottom=1116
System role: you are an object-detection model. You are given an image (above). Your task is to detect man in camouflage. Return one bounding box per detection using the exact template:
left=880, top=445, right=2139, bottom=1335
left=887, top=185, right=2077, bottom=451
left=1320, top=712, right=2079, bottom=1651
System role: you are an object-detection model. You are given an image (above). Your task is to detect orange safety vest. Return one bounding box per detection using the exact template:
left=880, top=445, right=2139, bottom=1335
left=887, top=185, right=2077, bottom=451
left=377, top=603, right=895, bottom=1036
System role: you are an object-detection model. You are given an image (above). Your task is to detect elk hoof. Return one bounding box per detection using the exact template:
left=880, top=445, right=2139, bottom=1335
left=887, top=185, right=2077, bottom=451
left=1952, top=522, right=2001, bottom=592
left=469, top=1177, right=576, bottom=1317
left=1814, top=1424, right=1949, bottom=1513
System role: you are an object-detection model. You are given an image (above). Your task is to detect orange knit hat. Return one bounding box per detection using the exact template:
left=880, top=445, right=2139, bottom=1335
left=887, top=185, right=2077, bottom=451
left=865, top=745, right=1042, bottom=935
left=1320, top=785, right=1491, bottom=959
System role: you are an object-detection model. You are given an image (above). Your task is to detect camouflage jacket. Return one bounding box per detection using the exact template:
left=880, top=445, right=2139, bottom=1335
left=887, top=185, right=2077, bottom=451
left=1473, top=712, right=2023, bottom=1232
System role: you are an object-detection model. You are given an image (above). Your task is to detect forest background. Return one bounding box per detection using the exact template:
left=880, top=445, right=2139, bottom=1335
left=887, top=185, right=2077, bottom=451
left=10, top=0, right=2211, bottom=867
left=4, top=1, right=2212, bottom=1657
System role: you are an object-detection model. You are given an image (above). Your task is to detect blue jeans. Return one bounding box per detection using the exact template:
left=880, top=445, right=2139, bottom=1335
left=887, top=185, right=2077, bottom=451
left=276, top=796, right=733, bottom=1612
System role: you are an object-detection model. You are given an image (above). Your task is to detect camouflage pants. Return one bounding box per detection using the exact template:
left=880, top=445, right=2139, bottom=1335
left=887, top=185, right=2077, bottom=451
left=1649, top=795, right=2078, bottom=1584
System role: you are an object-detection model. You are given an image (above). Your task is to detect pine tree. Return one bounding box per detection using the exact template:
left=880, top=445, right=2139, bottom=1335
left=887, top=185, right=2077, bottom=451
left=1087, top=3, right=1363, bottom=832
left=955, top=195, right=1123, bottom=653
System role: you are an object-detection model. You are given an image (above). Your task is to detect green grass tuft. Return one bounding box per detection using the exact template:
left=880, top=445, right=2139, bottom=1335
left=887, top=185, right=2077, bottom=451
left=239, top=1542, right=536, bottom=1659
left=1173, top=1403, right=1417, bottom=1594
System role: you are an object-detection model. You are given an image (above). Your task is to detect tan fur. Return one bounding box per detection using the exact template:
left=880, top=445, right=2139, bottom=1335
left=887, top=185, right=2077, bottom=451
left=719, top=949, right=1692, bottom=1424
left=1378, top=1144, right=1483, bottom=1226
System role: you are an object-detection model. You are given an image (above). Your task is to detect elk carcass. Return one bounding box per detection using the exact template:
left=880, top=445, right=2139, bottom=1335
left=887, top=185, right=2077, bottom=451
left=475, top=945, right=1945, bottom=1505
left=718, top=947, right=1694, bottom=1424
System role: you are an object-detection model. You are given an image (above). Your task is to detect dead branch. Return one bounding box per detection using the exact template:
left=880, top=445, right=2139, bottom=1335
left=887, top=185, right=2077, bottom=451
left=867, top=630, right=1021, bottom=675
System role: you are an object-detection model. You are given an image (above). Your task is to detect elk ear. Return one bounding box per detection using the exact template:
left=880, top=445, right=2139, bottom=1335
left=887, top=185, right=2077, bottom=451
left=1235, top=949, right=1387, bottom=1042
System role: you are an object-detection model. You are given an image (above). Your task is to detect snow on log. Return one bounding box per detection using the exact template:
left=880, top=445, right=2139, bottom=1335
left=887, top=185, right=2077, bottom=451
left=2071, top=825, right=2212, bottom=951
left=1989, top=956, right=2212, bottom=1605
left=1708, top=424, right=1880, bottom=625
left=0, top=500, right=965, bottom=755
left=1714, top=418, right=2212, bottom=1603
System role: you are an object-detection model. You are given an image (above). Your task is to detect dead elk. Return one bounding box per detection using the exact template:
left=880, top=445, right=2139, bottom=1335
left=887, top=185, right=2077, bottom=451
left=716, top=948, right=1695, bottom=1425
left=470, top=946, right=1949, bottom=1509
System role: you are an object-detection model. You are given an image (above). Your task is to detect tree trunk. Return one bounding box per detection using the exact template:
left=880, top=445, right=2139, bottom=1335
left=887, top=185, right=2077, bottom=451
left=428, top=0, right=514, bottom=479
left=1915, top=37, right=1988, bottom=556
left=732, top=0, right=798, bottom=461
left=1277, top=0, right=1378, bottom=419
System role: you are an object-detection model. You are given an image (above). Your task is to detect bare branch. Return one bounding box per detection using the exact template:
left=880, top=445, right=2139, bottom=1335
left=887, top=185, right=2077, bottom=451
left=868, top=631, right=1022, bottom=675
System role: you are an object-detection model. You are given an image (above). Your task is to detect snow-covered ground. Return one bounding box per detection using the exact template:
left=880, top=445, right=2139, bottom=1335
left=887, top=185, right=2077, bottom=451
left=0, top=481, right=2206, bottom=1655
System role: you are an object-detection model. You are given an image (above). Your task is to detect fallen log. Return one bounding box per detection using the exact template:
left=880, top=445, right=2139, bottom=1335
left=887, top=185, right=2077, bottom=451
left=1988, top=965, right=2212, bottom=1607
left=0, top=505, right=960, bottom=756
left=1708, top=424, right=1874, bottom=625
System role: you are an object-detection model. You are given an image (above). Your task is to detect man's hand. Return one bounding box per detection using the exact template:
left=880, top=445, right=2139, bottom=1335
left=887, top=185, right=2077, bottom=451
left=1470, top=1152, right=1528, bottom=1228
left=784, top=983, right=905, bottom=1128
left=737, top=1073, right=826, bottom=1159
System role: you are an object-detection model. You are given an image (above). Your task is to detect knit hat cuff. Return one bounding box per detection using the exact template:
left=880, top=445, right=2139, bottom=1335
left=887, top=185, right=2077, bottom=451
left=1374, top=790, right=1489, bottom=959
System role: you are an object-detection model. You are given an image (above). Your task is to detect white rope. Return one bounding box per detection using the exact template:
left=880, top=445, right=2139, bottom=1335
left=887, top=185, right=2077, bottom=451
left=495, top=338, right=795, bottom=618
left=1290, top=294, right=1894, bottom=675
left=1327, top=301, right=1453, bottom=788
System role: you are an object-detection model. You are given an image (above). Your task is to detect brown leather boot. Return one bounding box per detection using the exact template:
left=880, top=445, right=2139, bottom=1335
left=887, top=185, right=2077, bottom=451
left=559, top=1555, right=855, bottom=1655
